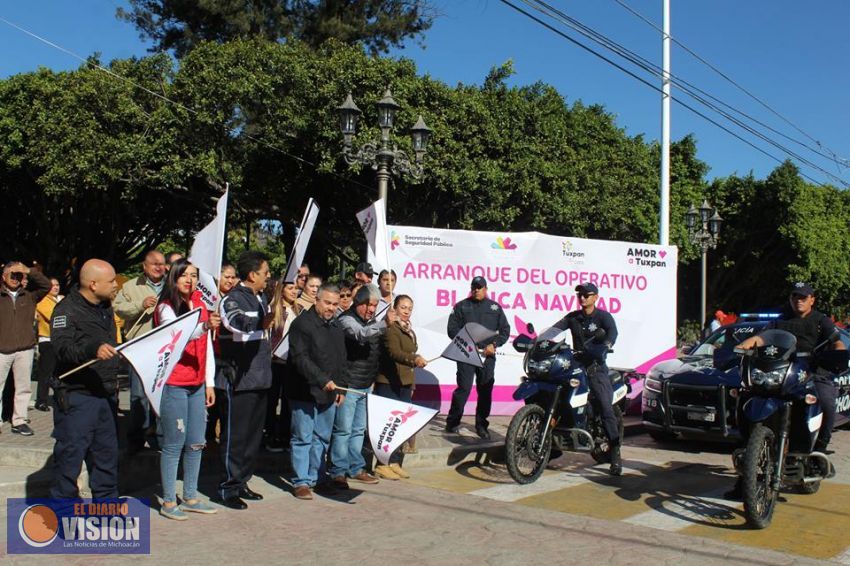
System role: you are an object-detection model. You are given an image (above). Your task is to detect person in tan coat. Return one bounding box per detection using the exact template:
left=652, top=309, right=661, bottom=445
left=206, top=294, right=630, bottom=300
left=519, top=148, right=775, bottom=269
left=113, top=250, right=166, bottom=451
left=374, top=294, right=427, bottom=479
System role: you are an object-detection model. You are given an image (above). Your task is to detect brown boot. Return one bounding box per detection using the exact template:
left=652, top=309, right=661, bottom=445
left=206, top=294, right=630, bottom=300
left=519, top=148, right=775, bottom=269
left=389, top=463, right=410, bottom=479
left=374, top=465, right=400, bottom=480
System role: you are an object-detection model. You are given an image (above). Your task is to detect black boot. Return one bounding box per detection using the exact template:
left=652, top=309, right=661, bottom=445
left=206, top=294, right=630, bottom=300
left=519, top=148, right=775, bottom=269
left=814, top=439, right=835, bottom=456
left=724, top=477, right=743, bottom=500
left=609, top=443, right=622, bottom=476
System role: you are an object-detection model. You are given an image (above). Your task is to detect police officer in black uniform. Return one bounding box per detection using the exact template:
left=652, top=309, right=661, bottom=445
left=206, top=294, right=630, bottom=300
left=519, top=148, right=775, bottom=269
left=726, top=281, right=844, bottom=498
left=554, top=282, right=622, bottom=475
left=446, top=276, right=510, bottom=439
left=742, top=283, right=843, bottom=445
left=50, top=259, right=121, bottom=499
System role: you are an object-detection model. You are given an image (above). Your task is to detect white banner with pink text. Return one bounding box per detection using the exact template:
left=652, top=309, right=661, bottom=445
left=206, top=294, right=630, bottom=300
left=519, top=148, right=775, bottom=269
left=386, top=225, right=678, bottom=415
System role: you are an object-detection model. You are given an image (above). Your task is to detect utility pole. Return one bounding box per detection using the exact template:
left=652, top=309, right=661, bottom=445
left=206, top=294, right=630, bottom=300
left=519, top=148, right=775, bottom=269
left=659, top=0, right=671, bottom=246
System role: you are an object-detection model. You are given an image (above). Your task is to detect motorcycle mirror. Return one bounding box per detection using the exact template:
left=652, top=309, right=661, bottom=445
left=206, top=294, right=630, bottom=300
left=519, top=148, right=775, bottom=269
left=513, top=334, right=534, bottom=352
left=526, top=323, right=535, bottom=335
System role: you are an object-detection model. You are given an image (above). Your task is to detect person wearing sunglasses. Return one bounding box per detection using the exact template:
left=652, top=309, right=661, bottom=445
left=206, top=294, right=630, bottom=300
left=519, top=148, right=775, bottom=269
left=336, top=280, right=355, bottom=316
left=553, top=282, right=621, bottom=475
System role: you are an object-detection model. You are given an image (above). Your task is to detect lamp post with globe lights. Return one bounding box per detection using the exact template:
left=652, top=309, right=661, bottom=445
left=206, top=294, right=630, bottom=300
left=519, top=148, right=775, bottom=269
left=686, top=200, right=723, bottom=327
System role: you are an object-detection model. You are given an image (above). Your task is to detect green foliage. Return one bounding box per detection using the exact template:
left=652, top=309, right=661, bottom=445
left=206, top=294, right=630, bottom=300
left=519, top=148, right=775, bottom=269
left=118, top=0, right=436, bottom=58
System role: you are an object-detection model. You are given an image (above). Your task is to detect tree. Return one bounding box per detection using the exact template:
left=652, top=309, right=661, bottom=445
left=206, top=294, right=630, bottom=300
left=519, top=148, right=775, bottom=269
left=118, top=0, right=437, bottom=58
left=0, top=55, right=225, bottom=274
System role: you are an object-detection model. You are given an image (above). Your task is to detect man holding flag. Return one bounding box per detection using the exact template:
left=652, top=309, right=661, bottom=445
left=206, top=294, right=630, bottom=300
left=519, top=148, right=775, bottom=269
left=445, top=277, right=510, bottom=440
left=50, top=259, right=122, bottom=499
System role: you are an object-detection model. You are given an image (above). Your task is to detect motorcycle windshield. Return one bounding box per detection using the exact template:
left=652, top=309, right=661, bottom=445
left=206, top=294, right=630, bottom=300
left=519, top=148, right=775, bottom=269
left=756, top=329, right=797, bottom=354
left=531, top=326, right=568, bottom=357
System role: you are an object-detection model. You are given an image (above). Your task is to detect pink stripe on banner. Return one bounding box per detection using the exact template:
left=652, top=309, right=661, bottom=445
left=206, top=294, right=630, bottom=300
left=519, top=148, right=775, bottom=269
left=633, top=346, right=679, bottom=374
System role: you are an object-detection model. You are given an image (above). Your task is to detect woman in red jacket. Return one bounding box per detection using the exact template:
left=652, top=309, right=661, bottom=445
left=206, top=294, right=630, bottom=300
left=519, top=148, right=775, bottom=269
left=154, top=259, right=221, bottom=520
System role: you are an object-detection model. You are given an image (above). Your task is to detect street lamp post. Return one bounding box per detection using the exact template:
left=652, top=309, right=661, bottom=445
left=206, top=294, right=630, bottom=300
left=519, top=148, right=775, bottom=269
left=686, top=200, right=724, bottom=328
left=337, top=89, right=431, bottom=207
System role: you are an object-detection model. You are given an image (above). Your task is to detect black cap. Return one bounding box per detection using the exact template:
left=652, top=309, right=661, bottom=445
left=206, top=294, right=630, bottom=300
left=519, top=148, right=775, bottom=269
left=791, top=282, right=815, bottom=296
left=355, top=262, right=374, bottom=277
left=471, top=276, right=487, bottom=289
left=575, top=282, right=599, bottom=295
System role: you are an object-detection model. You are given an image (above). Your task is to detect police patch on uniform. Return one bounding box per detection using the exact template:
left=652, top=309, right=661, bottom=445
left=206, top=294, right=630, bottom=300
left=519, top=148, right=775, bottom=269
left=490, top=304, right=499, bottom=311
left=52, top=315, right=67, bottom=329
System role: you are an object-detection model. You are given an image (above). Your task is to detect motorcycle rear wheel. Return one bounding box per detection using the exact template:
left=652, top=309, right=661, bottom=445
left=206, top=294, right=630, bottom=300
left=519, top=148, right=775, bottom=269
left=590, top=405, right=625, bottom=464
left=742, top=424, right=778, bottom=529
left=505, top=404, right=552, bottom=484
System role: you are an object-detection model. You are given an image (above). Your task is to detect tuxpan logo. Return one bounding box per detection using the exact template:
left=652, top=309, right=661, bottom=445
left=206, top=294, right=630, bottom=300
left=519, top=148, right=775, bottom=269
left=390, top=231, right=401, bottom=250
left=7, top=498, right=150, bottom=554
left=561, top=240, right=586, bottom=264
left=627, top=247, right=669, bottom=268
left=491, top=236, right=517, bottom=250
left=378, top=407, right=419, bottom=452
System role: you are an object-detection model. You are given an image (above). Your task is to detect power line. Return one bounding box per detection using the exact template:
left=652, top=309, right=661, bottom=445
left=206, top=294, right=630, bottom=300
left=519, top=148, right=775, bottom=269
left=522, top=0, right=850, bottom=188
left=0, top=15, right=381, bottom=201
left=496, top=0, right=833, bottom=188
left=611, top=0, right=850, bottom=170
left=505, top=0, right=849, bottom=187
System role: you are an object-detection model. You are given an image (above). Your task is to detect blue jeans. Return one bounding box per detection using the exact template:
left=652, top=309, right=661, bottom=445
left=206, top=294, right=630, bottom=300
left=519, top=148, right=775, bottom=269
left=159, top=384, right=207, bottom=503
left=289, top=400, right=336, bottom=488
left=329, top=387, right=369, bottom=478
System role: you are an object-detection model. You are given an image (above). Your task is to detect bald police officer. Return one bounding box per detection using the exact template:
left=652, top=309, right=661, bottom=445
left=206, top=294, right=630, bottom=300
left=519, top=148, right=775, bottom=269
left=50, top=259, right=121, bottom=499
left=446, top=277, right=510, bottom=439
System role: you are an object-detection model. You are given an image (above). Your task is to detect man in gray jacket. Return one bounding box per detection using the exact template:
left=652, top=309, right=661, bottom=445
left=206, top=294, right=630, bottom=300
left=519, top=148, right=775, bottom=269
left=330, top=285, right=395, bottom=485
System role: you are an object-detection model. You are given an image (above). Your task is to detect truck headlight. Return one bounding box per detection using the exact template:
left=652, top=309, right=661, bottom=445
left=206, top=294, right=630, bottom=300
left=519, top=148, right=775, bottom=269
left=645, top=377, right=663, bottom=393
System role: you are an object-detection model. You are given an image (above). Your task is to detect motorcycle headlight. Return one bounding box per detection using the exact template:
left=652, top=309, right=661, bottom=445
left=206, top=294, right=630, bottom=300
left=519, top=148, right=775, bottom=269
left=645, top=377, right=663, bottom=392
left=527, top=358, right=554, bottom=375
left=750, top=368, right=785, bottom=387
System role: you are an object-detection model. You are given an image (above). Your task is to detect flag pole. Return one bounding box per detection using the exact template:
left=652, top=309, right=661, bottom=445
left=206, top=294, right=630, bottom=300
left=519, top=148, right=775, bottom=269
left=125, top=307, right=153, bottom=337
left=335, top=386, right=367, bottom=396
left=56, top=358, right=101, bottom=380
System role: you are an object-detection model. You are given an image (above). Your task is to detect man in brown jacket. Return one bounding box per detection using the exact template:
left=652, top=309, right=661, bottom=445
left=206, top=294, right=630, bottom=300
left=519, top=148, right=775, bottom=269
left=0, top=261, right=51, bottom=435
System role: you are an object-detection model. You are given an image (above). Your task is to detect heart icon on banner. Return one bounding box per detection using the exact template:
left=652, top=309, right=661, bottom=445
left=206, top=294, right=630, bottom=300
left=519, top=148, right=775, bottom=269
left=659, top=250, right=667, bottom=259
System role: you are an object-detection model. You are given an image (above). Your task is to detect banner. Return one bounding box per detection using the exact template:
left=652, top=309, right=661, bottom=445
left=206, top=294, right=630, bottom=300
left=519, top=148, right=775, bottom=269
left=441, top=323, right=498, bottom=367
left=356, top=199, right=391, bottom=274
left=283, top=199, right=320, bottom=284
left=388, top=225, right=678, bottom=415
left=367, top=394, right=438, bottom=465
left=189, top=186, right=229, bottom=309
left=118, top=308, right=202, bottom=415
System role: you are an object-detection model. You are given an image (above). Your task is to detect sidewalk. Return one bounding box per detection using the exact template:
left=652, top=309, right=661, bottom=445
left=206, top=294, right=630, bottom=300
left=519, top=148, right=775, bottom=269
left=0, top=388, right=643, bottom=498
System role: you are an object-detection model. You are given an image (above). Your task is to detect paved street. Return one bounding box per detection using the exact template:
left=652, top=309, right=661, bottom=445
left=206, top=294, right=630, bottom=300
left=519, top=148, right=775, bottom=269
left=407, top=427, right=850, bottom=564
left=1, top=405, right=847, bottom=564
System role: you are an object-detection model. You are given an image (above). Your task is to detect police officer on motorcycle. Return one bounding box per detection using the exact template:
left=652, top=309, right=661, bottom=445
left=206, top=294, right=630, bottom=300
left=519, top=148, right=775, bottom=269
left=727, top=281, right=844, bottom=498
left=554, top=282, right=622, bottom=475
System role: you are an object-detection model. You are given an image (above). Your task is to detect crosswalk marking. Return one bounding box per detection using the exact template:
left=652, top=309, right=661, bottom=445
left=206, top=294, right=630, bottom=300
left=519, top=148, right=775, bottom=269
left=623, top=488, right=739, bottom=531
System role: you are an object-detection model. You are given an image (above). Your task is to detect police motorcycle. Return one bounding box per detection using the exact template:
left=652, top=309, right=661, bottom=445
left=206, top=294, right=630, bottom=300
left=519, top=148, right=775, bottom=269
left=732, top=329, right=847, bottom=529
left=505, top=321, right=628, bottom=484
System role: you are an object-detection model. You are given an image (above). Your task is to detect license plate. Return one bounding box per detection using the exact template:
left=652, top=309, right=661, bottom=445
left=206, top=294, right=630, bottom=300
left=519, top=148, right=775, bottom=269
left=688, top=411, right=715, bottom=422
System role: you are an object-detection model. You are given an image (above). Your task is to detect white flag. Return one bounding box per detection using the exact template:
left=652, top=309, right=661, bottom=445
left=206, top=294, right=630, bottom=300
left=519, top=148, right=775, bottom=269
left=367, top=394, right=438, bottom=465
left=356, top=199, right=391, bottom=274
left=118, top=308, right=202, bottom=415
left=441, top=322, right=498, bottom=367
left=189, top=186, right=229, bottom=309
left=283, top=199, right=320, bottom=284
left=272, top=333, right=290, bottom=360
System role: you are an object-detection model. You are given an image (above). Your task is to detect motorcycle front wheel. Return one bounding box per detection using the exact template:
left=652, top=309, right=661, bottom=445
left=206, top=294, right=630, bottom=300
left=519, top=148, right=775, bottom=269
left=742, top=423, right=779, bottom=529
left=505, top=404, right=552, bottom=484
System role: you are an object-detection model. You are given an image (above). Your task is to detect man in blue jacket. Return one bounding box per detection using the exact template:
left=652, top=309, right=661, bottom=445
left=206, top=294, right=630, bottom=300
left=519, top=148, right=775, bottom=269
left=216, top=251, right=273, bottom=510
left=446, top=277, right=510, bottom=439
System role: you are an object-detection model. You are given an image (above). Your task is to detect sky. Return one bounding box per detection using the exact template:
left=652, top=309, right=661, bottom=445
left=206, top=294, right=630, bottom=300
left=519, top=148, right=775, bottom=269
left=2, top=0, right=849, bottom=188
